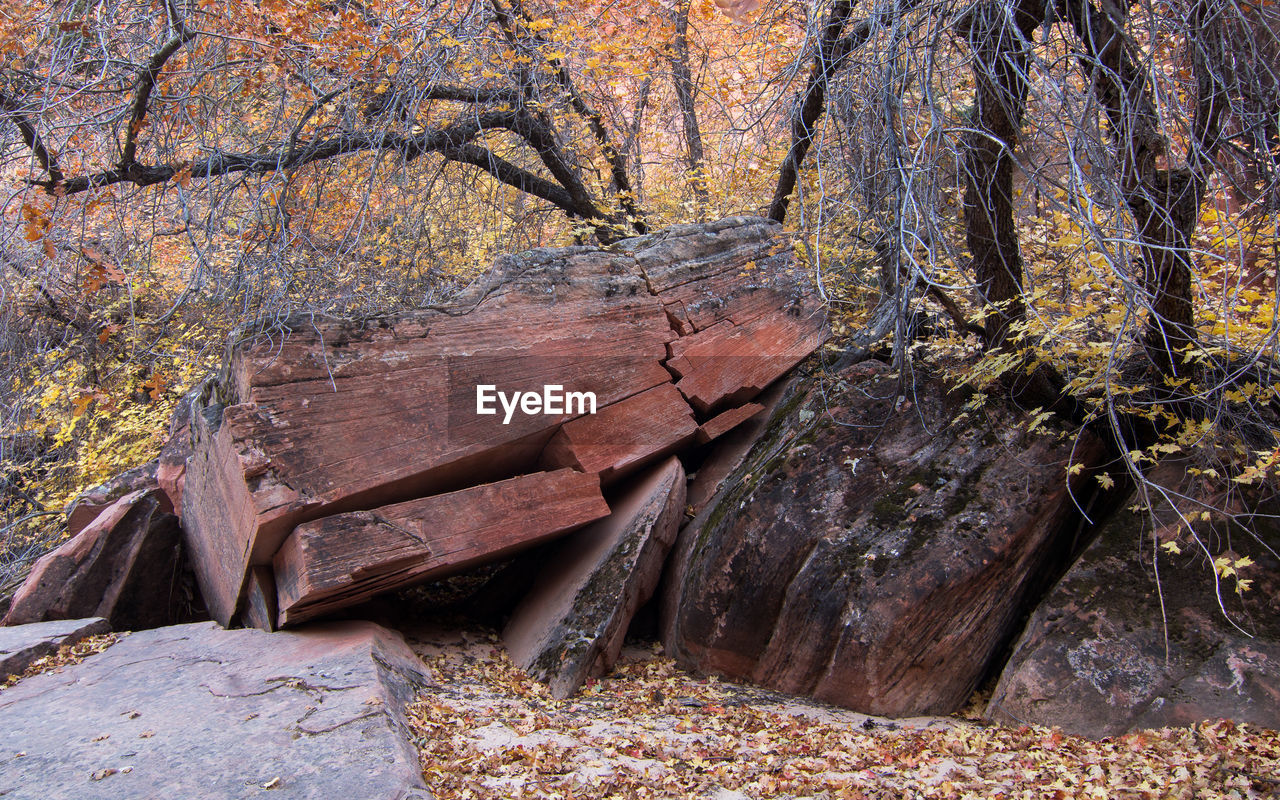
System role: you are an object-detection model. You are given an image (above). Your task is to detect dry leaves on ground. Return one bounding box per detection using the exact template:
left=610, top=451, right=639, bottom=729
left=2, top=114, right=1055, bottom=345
left=1, top=632, right=124, bottom=690
left=405, top=629, right=1280, bottom=800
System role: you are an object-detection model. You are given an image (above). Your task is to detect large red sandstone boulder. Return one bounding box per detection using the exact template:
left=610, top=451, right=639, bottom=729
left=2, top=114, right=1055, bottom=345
left=987, top=480, right=1280, bottom=737
left=661, top=359, right=1107, bottom=717
left=181, top=217, right=825, bottom=628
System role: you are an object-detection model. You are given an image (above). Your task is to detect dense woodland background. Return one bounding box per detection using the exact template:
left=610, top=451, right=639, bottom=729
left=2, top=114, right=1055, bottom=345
left=2, top=0, right=1278, bottom=595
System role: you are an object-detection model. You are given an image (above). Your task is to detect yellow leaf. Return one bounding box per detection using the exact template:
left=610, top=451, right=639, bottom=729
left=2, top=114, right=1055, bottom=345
left=1160, top=541, right=1181, bottom=555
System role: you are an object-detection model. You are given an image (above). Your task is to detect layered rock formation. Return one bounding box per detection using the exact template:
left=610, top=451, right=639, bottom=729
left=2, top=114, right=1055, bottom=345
left=176, top=217, right=825, bottom=630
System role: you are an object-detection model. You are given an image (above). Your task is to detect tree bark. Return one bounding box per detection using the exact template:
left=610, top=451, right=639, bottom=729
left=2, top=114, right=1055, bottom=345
left=1062, top=0, right=1226, bottom=380
left=960, top=0, right=1042, bottom=350
left=669, top=0, right=709, bottom=216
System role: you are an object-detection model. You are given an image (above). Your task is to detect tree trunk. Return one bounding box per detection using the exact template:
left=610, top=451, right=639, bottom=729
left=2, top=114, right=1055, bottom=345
left=1062, top=0, right=1226, bottom=381
left=960, top=0, right=1042, bottom=350
left=669, top=0, right=709, bottom=216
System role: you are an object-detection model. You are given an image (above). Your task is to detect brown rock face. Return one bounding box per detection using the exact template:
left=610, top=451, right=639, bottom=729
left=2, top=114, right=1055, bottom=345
left=504, top=457, right=686, bottom=698
left=661, top=360, right=1106, bottom=717
left=5, top=489, right=198, bottom=631
left=987, top=486, right=1280, bottom=737
left=179, top=217, right=825, bottom=627
left=273, top=469, right=611, bottom=626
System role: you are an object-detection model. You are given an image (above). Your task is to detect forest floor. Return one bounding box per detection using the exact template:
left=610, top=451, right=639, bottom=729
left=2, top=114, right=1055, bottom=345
left=7, top=624, right=1279, bottom=798
left=403, top=625, right=1280, bottom=800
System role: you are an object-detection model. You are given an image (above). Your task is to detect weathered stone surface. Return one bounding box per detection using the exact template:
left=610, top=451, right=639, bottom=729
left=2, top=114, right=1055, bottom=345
left=242, top=565, right=279, bottom=632
left=0, top=617, right=109, bottom=680
left=64, top=461, right=164, bottom=539
left=505, top=458, right=686, bottom=698
left=696, top=402, right=765, bottom=444
left=155, top=388, right=197, bottom=513
left=273, top=469, right=611, bottom=627
left=181, top=216, right=825, bottom=627
left=183, top=247, right=673, bottom=625
left=684, top=379, right=789, bottom=516
left=0, top=621, right=430, bottom=800
left=666, top=312, right=826, bottom=414
left=662, top=359, right=1107, bottom=717
left=987, top=485, right=1280, bottom=737
left=539, top=383, right=698, bottom=483
left=4, top=489, right=196, bottom=631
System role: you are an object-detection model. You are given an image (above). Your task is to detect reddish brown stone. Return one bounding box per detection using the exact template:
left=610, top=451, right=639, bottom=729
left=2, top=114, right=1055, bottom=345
left=273, top=469, right=610, bottom=627
left=155, top=389, right=196, bottom=514
left=183, top=251, right=673, bottom=625
left=540, top=383, right=698, bottom=483
left=242, top=566, right=278, bottom=632
left=177, top=218, right=827, bottom=627
left=505, top=458, right=686, bottom=698
left=5, top=489, right=193, bottom=631
left=667, top=311, right=827, bottom=414
left=624, top=217, right=817, bottom=334
left=695, top=402, right=765, bottom=444
left=64, top=462, right=163, bottom=539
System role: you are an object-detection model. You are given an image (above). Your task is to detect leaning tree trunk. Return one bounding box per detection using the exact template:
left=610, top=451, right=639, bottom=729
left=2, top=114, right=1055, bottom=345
left=959, top=0, right=1042, bottom=351
left=1063, top=0, right=1226, bottom=382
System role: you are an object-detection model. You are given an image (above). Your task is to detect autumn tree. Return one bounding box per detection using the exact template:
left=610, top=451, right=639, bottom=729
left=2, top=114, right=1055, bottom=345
left=2, top=0, right=1278, bottom=574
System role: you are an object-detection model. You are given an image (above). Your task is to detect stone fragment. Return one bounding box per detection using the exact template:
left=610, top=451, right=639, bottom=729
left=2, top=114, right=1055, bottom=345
left=539, top=383, right=698, bottom=483
left=0, top=617, right=109, bottom=680
left=273, top=469, right=610, bottom=627
left=4, top=489, right=193, bottom=631
left=505, top=458, right=686, bottom=698
left=695, top=402, right=765, bottom=444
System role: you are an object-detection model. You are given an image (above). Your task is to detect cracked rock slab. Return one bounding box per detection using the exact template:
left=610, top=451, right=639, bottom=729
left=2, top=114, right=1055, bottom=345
left=0, top=617, right=109, bottom=680
left=0, top=621, right=430, bottom=800
left=182, top=216, right=824, bottom=628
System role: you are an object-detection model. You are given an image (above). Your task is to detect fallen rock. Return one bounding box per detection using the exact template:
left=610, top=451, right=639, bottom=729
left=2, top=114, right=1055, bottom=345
left=987, top=484, right=1280, bottom=737
left=64, top=461, right=164, bottom=539
left=181, top=217, right=824, bottom=627
left=0, top=617, right=109, bottom=680
left=505, top=457, right=686, bottom=697
left=4, top=489, right=198, bottom=631
left=273, top=469, right=611, bottom=627
left=0, top=620, right=430, bottom=800
left=661, top=359, right=1107, bottom=717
